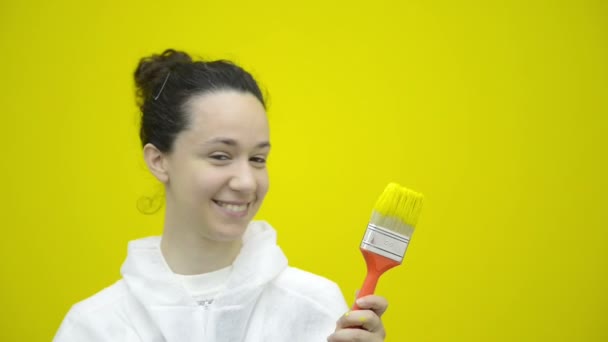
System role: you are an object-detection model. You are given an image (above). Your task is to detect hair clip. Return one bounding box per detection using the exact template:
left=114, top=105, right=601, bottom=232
left=154, top=72, right=171, bottom=101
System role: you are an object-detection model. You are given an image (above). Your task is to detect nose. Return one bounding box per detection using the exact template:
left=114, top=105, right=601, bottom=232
left=228, top=159, right=257, bottom=194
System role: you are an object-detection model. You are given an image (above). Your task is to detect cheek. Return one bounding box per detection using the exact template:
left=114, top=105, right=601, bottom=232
left=257, top=169, right=270, bottom=197
left=194, top=168, right=227, bottom=196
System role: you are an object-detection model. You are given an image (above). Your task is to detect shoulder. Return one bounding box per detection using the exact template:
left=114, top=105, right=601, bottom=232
left=68, top=280, right=129, bottom=316
left=270, top=266, right=348, bottom=317
left=54, top=280, right=138, bottom=341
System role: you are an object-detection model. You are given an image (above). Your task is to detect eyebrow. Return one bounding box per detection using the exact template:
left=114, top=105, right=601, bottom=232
left=204, top=137, right=271, bottom=149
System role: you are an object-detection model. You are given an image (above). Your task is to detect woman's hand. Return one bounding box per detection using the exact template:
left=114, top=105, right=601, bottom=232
left=328, top=295, right=388, bottom=342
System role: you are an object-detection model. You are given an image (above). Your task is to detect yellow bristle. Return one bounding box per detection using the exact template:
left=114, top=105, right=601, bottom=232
left=371, top=183, right=424, bottom=236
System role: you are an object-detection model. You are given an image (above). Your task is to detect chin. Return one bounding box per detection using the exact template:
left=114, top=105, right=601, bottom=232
left=206, top=221, right=251, bottom=242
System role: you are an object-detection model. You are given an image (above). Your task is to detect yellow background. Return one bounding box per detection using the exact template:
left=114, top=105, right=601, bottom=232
left=1, top=0, right=607, bottom=341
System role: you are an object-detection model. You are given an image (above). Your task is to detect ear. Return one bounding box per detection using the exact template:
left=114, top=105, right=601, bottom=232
left=143, top=143, right=169, bottom=183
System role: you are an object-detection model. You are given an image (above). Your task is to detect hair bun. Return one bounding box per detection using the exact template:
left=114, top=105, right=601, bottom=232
left=134, top=49, right=193, bottom=103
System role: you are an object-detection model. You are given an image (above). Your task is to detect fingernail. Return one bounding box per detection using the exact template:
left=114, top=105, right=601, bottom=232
left=355, top=298, right=365, bottom=306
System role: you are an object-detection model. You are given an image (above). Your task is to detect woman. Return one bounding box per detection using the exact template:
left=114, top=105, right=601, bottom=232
left=55, top=49, right=388, bottom=342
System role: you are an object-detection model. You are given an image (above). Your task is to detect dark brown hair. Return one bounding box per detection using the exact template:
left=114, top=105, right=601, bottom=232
left=134, top=49, right=266, bottom=152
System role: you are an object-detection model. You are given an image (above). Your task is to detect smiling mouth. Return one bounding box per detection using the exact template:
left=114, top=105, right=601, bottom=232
left=213, top=200, right=250, bottom=214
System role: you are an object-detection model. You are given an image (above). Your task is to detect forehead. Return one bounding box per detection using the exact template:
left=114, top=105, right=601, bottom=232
left=182, top=90, right=269, bottom=142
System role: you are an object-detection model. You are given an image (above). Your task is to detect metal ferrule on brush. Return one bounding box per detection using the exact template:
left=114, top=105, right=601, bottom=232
left=360, top=223, right=411, bottom=263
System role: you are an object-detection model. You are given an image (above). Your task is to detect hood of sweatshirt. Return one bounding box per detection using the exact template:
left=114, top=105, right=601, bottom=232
left=120, top=220, right=288, bottom=342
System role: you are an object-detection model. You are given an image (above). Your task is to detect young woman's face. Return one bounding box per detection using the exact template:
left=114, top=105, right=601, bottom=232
left=164, top=90, right=270, bottom=241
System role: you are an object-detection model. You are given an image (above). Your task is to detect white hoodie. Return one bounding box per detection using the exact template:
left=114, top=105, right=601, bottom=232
left=54, top=221, right=348, bottom=342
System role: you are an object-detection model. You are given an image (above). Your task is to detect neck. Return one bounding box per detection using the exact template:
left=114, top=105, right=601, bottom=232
left=161, top=204, right=242, bottom=275
left=161, top=226, right=242, bottom=275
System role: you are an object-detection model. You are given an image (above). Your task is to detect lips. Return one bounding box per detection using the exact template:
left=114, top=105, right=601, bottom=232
left=212, top=199, right=251, bottom=218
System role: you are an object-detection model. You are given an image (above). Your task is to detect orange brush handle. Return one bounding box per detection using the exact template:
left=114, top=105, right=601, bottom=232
left=352, top=248, right=400, bottom=310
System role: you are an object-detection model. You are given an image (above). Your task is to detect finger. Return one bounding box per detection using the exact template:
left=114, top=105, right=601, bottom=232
left=335, top=310, right=383, bottom=333
left=330, top=326, right=387, bottom=342
left=354, top=295, right=389, bottom=317
left=328, top=328, right=384, bottom=342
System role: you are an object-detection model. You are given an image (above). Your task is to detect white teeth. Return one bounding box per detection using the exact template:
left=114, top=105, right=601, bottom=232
left=216, top=201, right=247, bottom=212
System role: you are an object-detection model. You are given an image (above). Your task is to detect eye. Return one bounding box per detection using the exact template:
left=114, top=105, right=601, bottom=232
left=250, top=156, right=267, bottom=164
left=210, top=153, right=231, bottom=161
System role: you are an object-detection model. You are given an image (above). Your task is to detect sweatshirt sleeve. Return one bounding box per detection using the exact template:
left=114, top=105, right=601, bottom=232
left=267, top=267, right=350, bottom=342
